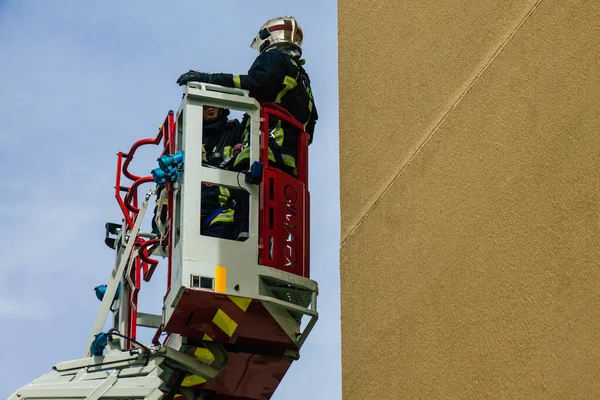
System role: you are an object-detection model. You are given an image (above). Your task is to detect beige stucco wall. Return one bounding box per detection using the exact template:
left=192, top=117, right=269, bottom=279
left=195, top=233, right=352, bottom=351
left=339, top=1, right=600, bottom=398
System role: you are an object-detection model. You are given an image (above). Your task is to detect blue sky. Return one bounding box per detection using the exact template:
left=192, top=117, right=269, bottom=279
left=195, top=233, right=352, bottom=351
left=0, top=1, right=340, bottom=398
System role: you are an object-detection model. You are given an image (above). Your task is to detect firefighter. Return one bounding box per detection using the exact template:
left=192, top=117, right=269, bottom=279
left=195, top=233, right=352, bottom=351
left=152, top=106, right=242, bottom=240
left=201, top=106, right=241, bottom=168
left=176, top=15, right=318, bottom=176
left=200, top=106, right=242, bottom=240
left=176, top=16, right=318, bottom=240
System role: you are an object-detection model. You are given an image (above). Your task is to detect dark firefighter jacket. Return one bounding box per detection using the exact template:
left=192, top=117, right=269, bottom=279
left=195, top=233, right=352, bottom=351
left=202, top=109, right=241, bottom=166
left=201, top=110, right=242, bottom=230
left=208, top=48, right=318, bottom=175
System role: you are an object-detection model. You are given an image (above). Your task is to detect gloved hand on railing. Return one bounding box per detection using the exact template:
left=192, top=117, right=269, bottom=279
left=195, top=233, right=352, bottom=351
left=176, top=70, right=210, bottom=86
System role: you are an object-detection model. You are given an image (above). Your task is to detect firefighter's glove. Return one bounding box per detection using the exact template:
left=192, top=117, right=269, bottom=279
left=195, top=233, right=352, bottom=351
left=176, top=70, right=211, bottom=86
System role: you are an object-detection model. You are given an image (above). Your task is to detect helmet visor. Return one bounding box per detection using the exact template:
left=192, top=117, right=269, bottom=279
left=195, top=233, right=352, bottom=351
left=250, top=35, right=259, bottom=51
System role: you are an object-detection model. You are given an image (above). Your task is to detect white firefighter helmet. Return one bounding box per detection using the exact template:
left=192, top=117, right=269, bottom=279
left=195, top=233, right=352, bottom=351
left=250, top=16, right=304, bottom=54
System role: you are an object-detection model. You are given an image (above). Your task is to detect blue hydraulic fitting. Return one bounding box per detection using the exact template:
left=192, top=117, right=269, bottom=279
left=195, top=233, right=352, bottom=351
left=90, top=332, right=110, bottom=356
left=151, top=167, right=179, bottom=185
left=94, top=283, right=121, bottom=302
left=151, top=167, right=167, bottom=185
left=158, top=151, right=184, bottom=171
left=152, top=151, right=184, bottom=185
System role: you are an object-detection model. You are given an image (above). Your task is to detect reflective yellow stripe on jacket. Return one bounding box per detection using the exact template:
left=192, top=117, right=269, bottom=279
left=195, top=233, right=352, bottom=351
left=233, top=145, right=296, bottom=170
left=218, top=186, right=231, bottom=205
left=270, top=121, right=285, bottom=147
left=233, top=75, right=242, bottom=89
left=209, top=209, right=235, bottom=226
left=275, top=75, right=297, bottom=104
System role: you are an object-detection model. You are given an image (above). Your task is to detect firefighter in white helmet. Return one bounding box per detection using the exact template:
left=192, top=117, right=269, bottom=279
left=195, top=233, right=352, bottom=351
left=177, top=16, right=318, bottom=174
left=176, top=16, right=318, bottom=239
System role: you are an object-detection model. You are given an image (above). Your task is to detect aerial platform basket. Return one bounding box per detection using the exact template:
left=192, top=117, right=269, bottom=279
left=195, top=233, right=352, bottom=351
left=10, top=83, right=318, bottom=400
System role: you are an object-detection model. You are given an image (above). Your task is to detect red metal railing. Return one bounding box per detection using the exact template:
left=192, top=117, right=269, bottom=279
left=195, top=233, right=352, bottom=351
left=116, top=111, right=175, bottom=228
left=113, top=111, right=175, bottom=347
left=140, top=238, right=161, bottom=281
left=114, top=154, right=134, bottom=228
left=258, top=103, right=311, bottom=278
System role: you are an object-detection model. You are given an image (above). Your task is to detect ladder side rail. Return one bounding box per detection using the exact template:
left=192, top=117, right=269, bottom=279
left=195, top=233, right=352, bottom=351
left=83, top=190, right=153, bottom=357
